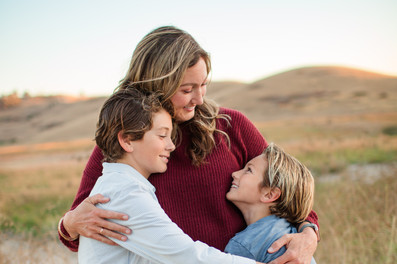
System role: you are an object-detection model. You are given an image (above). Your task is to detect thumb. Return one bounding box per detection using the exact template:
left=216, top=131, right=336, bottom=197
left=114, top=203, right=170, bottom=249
left=268, top=234, right=291, bottom=253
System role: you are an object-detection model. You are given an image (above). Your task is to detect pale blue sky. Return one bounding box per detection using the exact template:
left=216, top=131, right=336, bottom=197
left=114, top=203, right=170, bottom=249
left=1, top=0, right=396, bottom=96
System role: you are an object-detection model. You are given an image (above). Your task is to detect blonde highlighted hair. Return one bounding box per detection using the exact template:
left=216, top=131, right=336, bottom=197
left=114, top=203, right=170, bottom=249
left=117, top=26, right=230, bottom=166
left=262, top=143, right=314, bottom=223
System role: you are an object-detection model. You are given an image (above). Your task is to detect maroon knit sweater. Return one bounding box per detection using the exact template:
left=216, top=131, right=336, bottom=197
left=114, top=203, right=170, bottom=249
left=59, top=108, right=318, bottom=251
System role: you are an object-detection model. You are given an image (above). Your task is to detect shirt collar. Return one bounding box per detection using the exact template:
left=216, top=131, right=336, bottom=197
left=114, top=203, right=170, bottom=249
left=102, top=162, right=156, bottom=192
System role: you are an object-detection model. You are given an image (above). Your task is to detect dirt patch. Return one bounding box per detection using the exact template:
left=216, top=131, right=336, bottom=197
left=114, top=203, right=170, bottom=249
left=0, top=233, right=77, bottom=264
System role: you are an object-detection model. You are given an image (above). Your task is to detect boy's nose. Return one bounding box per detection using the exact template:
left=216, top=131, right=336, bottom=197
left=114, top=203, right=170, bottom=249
left=167, top=138, right=176, bottom=152
left=231, top=171, right=238, bottom=180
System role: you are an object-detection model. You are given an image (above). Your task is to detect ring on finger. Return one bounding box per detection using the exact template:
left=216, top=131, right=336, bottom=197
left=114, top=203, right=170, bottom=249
left=99, top=228, right=104, bottom=234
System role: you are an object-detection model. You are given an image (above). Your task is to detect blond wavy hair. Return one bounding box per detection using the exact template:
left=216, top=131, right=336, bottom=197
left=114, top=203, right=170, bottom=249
left=262, top=143, right=314, bottom=223
left=117, top=26, right=230, bottom=166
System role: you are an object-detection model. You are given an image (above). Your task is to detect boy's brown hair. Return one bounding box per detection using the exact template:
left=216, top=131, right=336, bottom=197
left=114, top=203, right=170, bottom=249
left=95, top=89, right=163, bottom=163
left=261, top=143, right=314, bottom=223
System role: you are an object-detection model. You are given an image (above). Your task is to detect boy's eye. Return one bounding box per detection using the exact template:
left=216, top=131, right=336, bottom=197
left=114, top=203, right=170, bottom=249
left=159, top=135, right=166, bottom=138
left=183, top=90, right=192, bottom=94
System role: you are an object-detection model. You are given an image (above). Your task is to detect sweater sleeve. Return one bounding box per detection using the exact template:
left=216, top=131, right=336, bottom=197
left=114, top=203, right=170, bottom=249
left=306, top=210, right=319, bottom=228
left=58, top=145, right=104, bottom=251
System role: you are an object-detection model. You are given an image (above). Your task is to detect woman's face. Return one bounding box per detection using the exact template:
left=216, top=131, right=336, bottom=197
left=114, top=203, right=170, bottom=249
left=171, top=57, right=208, bottom=122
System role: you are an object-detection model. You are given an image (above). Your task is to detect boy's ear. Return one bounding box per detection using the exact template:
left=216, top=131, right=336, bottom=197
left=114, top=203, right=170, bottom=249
left=118, top=131, right=133, bottom=153
left=260, top=187, right=281, bottom=204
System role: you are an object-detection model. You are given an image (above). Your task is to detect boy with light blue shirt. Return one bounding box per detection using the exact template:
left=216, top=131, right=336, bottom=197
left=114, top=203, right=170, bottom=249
left=225, top=143, right=317, bottom=263
left=78, top=89, right=265, bottom=264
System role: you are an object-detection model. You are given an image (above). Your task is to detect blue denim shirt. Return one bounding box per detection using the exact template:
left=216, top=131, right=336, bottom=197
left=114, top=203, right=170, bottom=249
left=225, top=215, right=316, bottom=263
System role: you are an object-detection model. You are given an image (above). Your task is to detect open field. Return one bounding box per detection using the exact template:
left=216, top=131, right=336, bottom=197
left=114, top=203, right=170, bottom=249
left=1, top=66, right=396, bottom=263
left=1, top=111, right=396, bottom=263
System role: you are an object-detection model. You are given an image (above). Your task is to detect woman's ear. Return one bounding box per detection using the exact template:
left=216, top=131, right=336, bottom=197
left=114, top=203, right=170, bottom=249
left=118, top=131, right=133, bottom=153
left=260, top=187, right=281, bottom=204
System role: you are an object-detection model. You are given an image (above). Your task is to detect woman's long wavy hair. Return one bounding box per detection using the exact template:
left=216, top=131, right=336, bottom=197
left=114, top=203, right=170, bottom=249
left=117, top=26, right=230, bottom=166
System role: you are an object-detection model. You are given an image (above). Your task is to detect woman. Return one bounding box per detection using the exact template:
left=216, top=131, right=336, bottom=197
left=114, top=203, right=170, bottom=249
left=58, top=26, right=319, bottom=264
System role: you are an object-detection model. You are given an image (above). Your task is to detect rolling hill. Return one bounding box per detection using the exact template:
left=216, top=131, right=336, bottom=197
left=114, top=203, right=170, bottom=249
left=1, top=66, right=396, bottom=146
left=207, top=66, right=397, bottom=121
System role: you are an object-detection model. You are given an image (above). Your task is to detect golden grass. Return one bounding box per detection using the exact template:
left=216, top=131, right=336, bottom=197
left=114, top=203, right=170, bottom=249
left=0, top=112, right=396, bottom=263
left=0, top=140, right=92, bottom=236
left=314, top=174, right=397, bottom=263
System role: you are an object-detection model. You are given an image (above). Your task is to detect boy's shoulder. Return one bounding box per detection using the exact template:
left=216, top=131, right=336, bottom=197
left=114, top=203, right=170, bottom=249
left=235, top=215, right=296, bottom=244
left=225, top=215, right=297, bottom=263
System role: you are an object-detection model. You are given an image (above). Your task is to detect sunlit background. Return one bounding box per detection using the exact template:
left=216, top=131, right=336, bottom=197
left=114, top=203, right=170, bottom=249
left=1, top=0, right=396, bottom=97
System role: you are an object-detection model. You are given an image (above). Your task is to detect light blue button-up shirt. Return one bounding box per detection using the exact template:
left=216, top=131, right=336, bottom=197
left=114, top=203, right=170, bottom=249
left=78, top=163, right=255, bottom=264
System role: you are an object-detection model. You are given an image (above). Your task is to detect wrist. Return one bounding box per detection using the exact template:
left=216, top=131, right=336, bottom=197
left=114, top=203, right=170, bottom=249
left=60, top=212, right=79, bottom=241
left=299, top=222, right=320, bottom=242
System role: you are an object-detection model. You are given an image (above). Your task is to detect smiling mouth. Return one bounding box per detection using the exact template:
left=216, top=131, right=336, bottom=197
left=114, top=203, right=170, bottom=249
left=160, top=155, right=170, bottom=163
left=184, top=106, right=195, bottom=111
left=231, top=184, right=238, bottom=189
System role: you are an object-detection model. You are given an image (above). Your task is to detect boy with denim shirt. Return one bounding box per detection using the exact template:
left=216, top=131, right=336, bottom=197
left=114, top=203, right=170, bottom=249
left=225, top=143, right=317, bottom=263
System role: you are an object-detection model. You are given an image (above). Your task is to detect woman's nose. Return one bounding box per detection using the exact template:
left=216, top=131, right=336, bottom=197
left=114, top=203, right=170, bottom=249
left=192, top=87, right=204, bottom=105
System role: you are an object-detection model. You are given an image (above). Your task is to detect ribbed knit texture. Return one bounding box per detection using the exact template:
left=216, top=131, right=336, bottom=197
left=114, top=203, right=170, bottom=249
left=59, top=108, right=318, bottom=252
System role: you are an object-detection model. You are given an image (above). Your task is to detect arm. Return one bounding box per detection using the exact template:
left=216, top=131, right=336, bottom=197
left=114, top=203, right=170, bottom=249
left=58, top=146, right=130, bottom=251
left=103, top=186, right=256, bottom=264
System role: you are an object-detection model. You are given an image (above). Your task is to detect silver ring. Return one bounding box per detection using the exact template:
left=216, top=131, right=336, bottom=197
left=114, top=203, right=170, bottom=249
left=99, top=228, right=104, bottom=234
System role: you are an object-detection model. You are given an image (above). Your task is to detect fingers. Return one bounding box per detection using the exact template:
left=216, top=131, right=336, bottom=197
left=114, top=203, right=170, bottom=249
left=96, top=207, right=129, bottom=221
left=268, top=231, right=316, bottom=264
left=268, top=234, right=293, bottom=253
left=81, top=198, right=131, bottom=239
left=77, top=209, right=131, bottom=239
left=90, top=232, right=119, bottom=246
left=71, top=194, right=131, bottom=243
left=96, top=216, right=131, bottom=236
left=98, top=227, right=128, bottom=242
left=79, top=222, right=128, bottom=243
left=267, top=249, right=297, bottom=264
left=86, top=193, right=111, bottom=205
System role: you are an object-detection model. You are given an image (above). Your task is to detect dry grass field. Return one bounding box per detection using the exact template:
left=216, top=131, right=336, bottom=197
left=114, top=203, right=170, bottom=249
left=0, top=66, right=396, bottom=263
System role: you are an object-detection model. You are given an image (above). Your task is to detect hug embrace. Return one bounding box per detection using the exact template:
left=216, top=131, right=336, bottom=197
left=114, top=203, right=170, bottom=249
left=58, top=26, right=319, bottom=264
